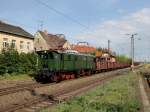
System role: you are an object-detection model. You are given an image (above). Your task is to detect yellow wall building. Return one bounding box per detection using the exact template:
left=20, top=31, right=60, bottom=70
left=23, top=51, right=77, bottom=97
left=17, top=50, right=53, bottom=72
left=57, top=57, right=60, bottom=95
left=0, top=21, right=34, bottom=53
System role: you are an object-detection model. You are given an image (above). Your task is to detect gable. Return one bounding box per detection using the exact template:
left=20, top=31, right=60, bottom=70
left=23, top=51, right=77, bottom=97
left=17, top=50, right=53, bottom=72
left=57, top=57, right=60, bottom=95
left=34, top=32, right=49, bottom=51
left=38, top=31, right=67, bottom=49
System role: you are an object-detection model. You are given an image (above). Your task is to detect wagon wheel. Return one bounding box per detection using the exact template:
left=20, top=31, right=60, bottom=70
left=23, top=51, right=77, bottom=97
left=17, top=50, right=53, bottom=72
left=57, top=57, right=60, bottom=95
left=88, top=71, right=91, bottom=76
left=65, top=75, right=70, bottom=80
left=71, top=74, right=75, bottom=79
left=51, top=74, right=58, bottom=82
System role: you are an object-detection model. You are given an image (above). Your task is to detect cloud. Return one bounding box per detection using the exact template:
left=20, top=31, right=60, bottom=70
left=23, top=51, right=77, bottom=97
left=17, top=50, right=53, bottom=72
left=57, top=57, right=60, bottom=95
left=74, top=8, right=150, bottom=61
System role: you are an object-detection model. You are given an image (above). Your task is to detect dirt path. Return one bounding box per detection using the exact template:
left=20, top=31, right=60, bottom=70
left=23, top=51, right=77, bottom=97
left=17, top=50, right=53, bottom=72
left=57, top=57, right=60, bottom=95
left=139, top=76, right=150, bottom=112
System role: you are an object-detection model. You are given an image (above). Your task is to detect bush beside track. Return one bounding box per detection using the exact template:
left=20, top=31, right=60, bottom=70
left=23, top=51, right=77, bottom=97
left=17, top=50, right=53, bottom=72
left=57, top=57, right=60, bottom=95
left=0, top=48, right=37, bottom=77
left=41, top=72, right=141, bottom=112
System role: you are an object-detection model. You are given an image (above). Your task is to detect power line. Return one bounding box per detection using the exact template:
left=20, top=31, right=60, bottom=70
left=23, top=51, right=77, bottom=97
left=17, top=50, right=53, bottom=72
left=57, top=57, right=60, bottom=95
left=35, top=0, right=90, bottom=30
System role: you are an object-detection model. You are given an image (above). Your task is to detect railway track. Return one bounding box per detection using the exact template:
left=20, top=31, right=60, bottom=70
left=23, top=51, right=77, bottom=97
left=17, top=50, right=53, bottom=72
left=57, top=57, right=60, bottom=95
left=0, top=82, right=54, bottom=97
left=1, top=70, right=128, bottom=112
left=141, top=72, right=150, bottom=103
left=0, top=68, right=129, bottom=97
left=144, top=78, right=150, bottom=100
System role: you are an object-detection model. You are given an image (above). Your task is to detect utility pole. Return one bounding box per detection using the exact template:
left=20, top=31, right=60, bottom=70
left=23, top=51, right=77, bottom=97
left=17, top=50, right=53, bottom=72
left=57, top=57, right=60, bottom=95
left=108, top=40, right=110, bottom=53
left=126, top=33, right=138, bottom=71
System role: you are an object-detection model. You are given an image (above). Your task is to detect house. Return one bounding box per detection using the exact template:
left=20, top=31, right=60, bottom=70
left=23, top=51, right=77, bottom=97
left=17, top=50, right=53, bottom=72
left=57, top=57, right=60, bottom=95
left=34, top=30, right=71, bottom=51
left=0, top=21, right=34, bottom=53
left=72, top=42, right=96, bottom=54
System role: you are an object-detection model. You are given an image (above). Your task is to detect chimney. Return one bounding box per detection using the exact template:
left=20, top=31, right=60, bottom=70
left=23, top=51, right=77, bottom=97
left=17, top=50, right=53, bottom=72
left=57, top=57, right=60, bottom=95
left=43, top=30, right=48, bottom=35
left=56, top=34, right=65, bottom=39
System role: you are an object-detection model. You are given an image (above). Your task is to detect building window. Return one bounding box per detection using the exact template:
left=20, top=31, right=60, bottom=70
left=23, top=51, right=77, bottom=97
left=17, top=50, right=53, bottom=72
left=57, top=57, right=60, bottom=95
left=11, top=40, right=16, bottom=48
left=3, top=38, right=8, bottom=48
left=27, top=42, right=30, bottom=50
left=20, top=41, right=24, bottom=49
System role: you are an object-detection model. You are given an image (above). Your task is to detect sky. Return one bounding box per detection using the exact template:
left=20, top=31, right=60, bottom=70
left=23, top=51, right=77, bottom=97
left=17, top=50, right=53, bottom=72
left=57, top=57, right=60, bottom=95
left=0, top=0, right=150, bottom=61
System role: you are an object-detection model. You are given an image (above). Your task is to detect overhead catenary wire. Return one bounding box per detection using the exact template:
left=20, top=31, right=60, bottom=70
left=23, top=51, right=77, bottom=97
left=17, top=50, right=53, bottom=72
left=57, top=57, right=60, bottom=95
left=34, top=0, right=103, bottom=43
left=1, top=0, right=99, bottom=46
left=35, top=0, right=90, bottom=30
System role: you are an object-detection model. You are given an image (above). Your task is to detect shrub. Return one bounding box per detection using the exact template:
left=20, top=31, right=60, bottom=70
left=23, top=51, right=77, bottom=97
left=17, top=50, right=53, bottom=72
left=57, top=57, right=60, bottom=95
left=0, top=48, right=38, bottom=75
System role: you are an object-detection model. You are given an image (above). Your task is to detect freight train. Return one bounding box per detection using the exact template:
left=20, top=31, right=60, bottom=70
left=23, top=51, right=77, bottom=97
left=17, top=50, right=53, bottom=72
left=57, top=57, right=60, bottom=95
left=35, top=50, right=130, bottom=83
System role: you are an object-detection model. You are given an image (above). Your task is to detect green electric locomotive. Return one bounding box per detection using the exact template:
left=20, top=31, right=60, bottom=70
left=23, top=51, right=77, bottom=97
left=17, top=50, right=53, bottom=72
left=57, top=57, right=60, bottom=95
left=35, top=50, right=95, bottom=83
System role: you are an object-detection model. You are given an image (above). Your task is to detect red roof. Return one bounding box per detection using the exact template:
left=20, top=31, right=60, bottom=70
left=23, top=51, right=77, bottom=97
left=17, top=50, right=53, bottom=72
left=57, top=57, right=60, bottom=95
left=73, top=45, right=96, bottom=53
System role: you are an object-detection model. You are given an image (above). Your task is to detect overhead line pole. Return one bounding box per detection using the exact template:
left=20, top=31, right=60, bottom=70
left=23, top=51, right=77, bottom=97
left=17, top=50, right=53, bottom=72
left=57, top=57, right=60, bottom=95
left=126, top=33, right=137, bottom=71
left=108, top=40, right=110, bottom=53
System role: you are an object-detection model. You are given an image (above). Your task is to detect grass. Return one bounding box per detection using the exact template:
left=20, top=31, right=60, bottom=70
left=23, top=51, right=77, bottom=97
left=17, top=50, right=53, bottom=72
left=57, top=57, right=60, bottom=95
left=41, top=72, right=141, bottom=112
left=136, top=64, right=150, bottom=76
left=0, top=73, right=33, bottom=81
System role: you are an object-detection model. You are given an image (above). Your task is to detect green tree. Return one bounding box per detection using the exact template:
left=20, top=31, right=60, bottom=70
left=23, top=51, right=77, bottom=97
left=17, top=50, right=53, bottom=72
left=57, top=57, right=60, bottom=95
left=116, top=55, right=131, bottom=63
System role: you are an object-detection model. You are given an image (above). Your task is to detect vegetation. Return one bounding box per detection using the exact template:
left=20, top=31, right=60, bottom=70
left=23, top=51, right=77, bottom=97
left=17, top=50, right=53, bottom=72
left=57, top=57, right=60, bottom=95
left=0, top=73, right=32, bottom=81
left=116, top=55, right=131, bottom=63
left=136, top=64, right=150, bottom=76
left=41, top=73, right=141, bottom=112
left=0, top=48, right=38, bottom=76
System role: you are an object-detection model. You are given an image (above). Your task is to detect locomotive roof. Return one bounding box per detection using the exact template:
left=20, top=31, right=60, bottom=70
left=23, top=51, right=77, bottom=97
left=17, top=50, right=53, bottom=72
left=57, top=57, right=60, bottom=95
left=37, top=50, right=95, bottom=57
left=63, top=52, right=95, bottom=57
left=59, top=50, right=95, bottom=57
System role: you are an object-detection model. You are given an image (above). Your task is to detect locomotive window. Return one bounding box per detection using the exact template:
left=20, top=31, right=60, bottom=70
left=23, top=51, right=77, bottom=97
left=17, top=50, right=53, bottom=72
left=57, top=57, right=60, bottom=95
left=87, top=57, right=90, bottom=61
left=78, top=56, right=81, bottom=60
left=68, top=55, right=71, bottom=60
left=49, top=53, right=54, bottom=59
left=70, top=55, right=74, bottom=60
left=42, top=53, right=48, bottom=59
left=61, top=54, right=63, bottom=60
left=44, top=54, right=48, bottom=59
left=75, top=56, right=78, bottom=61
left=55, top=55, right=58, bottom=59
left=64, top=55, right=67, bottom=60
left=88, top=57, right=90, bottom=61
left=77, top=56, right=79, bottom=60
left=40, top=54, right=43, bottom=58
left=89, top=57, right=93, bottom=61
left=64, top=54, right=70, bottom=60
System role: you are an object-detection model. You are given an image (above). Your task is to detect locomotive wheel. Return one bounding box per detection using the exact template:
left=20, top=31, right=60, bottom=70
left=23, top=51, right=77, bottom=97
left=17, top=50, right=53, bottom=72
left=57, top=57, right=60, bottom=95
left=51, top=74, right=58, bottom=82
left=66, top=75, right=70, bottom=80
left=88, top=71, right=91, bottom=76
left=35, top=71, right=52, bottom=83
left=71, top=74, right=75, bottom=79
left=62, top=75, right=66, bottom=80
left=75, top=74, right=80, bottom=78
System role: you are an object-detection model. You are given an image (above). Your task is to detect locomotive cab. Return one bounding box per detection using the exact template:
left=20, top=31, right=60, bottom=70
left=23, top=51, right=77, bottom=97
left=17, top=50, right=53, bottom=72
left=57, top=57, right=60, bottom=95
left=37, top=51, right=61, bottom=70
left=38, top=52, right=49, bottom=69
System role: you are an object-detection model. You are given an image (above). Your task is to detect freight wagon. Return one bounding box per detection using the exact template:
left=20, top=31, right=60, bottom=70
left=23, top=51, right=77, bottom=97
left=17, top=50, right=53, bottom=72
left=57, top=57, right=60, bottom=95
left=95, top=57, right=130, bottom=72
